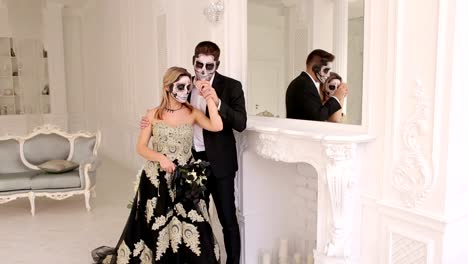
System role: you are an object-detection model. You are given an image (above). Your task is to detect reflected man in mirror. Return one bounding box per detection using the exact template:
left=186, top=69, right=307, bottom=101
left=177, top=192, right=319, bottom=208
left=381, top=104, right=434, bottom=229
left=286, top=49, right=348, bottom=121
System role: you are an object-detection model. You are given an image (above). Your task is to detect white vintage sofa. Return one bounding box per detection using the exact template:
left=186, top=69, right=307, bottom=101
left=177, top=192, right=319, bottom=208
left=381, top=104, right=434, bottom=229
left=0, top=125, right=101, bottom=215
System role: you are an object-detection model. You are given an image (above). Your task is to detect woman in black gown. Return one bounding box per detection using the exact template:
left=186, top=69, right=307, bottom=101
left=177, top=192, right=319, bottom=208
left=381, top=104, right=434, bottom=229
left=92, top=66, right=223, bottom=264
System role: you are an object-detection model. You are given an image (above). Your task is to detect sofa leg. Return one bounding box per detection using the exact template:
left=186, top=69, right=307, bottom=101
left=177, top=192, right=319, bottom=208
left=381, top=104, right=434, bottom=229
left=28, top=192, right=35, bottom=216
left=85, top=190, right=91, bottom=211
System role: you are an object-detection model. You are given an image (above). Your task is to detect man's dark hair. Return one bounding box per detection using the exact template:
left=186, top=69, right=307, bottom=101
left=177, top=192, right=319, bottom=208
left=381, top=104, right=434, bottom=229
left=193, top=41, right=221, bottom=63
left=306, top=49, right=335, bottom=67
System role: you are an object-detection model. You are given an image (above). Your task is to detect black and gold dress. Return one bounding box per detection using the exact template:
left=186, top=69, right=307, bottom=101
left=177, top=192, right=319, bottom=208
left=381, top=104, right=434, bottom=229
left=92, top=122, right=220, bottom=264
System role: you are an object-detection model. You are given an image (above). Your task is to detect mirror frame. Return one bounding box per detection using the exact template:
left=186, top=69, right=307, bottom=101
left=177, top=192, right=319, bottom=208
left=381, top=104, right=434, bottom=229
left=223, top=0, right=372, bottom=134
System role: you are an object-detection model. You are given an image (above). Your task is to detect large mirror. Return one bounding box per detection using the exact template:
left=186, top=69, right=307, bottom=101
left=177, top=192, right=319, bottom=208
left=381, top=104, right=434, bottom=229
left=247, top=0, right=364, bottom=125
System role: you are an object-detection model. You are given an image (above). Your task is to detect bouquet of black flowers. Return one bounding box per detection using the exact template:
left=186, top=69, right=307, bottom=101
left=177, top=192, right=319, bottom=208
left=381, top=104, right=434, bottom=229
left=172, top=159, right=211, bottom=205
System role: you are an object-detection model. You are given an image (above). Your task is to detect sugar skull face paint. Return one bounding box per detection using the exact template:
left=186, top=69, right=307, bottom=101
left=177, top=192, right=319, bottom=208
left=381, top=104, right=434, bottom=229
left=324, top=78, right=341, bottom=97
left=193, top=54, right=218, bottom=81
left=314, top=62, right=332, bottom=84
left=169, top=76, right=192, bottom=103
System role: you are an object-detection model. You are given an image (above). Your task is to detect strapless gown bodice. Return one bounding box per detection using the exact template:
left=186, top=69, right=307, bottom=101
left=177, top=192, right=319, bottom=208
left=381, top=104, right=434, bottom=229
left=151, top=122, right=193, bottom=165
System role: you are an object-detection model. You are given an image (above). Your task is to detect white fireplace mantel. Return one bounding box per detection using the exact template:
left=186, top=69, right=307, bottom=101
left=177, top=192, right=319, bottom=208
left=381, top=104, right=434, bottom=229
left=238, top=117, right=374, bottom=264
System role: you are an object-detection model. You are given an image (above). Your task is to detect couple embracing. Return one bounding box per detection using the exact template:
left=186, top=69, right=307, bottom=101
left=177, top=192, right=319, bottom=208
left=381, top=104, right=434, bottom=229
left=92, top=41, right=246, bottom=264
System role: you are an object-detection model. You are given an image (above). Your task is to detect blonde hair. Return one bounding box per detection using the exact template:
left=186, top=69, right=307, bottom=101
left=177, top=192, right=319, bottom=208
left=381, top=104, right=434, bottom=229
left=155, top=66, right=194, bottom=119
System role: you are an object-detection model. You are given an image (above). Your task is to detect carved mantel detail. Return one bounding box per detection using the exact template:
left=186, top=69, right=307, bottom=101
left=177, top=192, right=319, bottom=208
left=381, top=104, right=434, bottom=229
left=243, top=123, right=371, bottom=264
left=321, top=143, right=357, bottom=259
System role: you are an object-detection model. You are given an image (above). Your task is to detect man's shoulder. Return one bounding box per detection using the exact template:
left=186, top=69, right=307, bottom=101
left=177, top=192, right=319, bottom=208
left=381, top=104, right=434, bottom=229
left=216, top=72, right=241, bottom=87
left=288, top=72, right=309, bottom=89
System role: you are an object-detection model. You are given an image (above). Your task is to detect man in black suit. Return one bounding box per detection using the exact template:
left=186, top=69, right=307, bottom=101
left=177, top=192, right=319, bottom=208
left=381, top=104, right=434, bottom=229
left=286, top=49, right=348, bottom=121
left=190, top=41, right=246, bottom=264
left=141, top=41, right=246, bottom=263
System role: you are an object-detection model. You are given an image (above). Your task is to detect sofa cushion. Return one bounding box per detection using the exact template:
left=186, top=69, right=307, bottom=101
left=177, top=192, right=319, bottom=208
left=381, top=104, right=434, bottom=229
left=23, top=134, right=70, bottom=166
left=0, top=139, right=31, bottom=174
left=0, top=171, right=40, bottom=192
left=31, top=170, right=81, bottom=190
left=38, top=160, right=79, bottom=173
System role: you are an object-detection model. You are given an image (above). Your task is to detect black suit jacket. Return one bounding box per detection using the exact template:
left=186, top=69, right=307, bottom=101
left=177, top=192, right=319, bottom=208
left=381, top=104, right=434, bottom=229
left=192, top=72, right=247, bottom=179
left=285, top=71, right=341, bottom=121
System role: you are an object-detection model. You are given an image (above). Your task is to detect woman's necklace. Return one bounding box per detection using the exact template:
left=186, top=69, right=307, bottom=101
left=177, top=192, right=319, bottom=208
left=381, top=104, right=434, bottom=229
left=164, top=104, right=183, bottom=113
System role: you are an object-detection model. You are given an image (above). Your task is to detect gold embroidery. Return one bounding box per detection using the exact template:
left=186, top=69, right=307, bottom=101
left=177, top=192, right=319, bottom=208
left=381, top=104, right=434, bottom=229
left=175, top=203, right=187, bottom=218
left=155, top=226, right=170, bottom=260
left=151, top=123, right=193, bottom=165
left=152, top=215, right=167, bottom=231
left=102, top=255, right=113, bottom=264
left=169, top=217, right=183, bottom=253
left=154, top=217, right=203, bottom=259
left=145, top=197, right=157, bottom=223
left=188, top=210, right=205, bottom=222
left=133, top=240, right=145, bottom=256
left=144, top=161, right=160, bottom=188
left=140, top=244, right=153, bottom=264
left=182, top=222, right=201, bottom=256
left=197, top=200, right=211, bottom=222
left=116, top=241, right=131, bottom=264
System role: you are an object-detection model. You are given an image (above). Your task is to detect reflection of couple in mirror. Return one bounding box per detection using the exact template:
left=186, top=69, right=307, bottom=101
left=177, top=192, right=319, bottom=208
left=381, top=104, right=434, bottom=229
left=92, top=41, right=246, bottom=264
left=286, top=49, right=349, bottom=122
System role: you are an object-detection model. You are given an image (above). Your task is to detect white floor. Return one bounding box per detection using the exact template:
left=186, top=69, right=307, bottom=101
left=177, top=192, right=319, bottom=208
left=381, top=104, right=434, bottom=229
left=0, top=157, right=225, bottom=264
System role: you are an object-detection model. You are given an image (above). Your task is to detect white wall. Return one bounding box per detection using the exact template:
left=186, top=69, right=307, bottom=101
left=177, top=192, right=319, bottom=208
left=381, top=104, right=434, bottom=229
left=79, top=0, right=220, bottom=170
left=64, top=9, right=86, bottom=132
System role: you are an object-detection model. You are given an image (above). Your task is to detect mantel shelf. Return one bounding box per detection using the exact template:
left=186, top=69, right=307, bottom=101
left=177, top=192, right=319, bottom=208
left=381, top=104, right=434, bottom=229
left=246, top=116, right=375, bottom=143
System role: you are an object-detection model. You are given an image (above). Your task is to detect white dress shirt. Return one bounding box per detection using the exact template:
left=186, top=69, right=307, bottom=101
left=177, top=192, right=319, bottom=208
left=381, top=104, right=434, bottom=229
left=191, top=73, right=218, bottom=152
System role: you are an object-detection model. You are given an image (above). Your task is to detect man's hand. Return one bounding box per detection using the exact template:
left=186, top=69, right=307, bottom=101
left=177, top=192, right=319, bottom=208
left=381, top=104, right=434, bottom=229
left=196, top=80, right=219, bottom=106
left=140, top=116, right=151, bottom=129
left=334, top=82, right=349, bottom=102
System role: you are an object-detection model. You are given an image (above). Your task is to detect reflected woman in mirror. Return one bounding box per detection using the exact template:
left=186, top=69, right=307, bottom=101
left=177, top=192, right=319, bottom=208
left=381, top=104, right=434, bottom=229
left=92, top=66, right=222, bottom=264
left=321, top=72, right=347, bottom=123
left=286, top=49, right=348, bottom=121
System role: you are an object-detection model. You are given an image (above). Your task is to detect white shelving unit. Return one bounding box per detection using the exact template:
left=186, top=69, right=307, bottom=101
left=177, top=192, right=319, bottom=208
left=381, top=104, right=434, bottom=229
left=0, top=37, right=50, bottom=116
left=0, top=37, right=15, bottom=115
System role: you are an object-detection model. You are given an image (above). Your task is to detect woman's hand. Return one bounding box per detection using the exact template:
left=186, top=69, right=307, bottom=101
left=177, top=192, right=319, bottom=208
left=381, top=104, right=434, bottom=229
left=159, top=156, right=176, bottom=174
left=196, top=80, right=220, bottom=106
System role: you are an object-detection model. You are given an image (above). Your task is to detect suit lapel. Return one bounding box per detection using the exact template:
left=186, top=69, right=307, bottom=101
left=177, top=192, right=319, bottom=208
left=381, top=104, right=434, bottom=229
left=212, top=72, right=223, bottom=97
left=301, top=71, right=322, bottom=101
left=205, top=72, right=224, bottom=115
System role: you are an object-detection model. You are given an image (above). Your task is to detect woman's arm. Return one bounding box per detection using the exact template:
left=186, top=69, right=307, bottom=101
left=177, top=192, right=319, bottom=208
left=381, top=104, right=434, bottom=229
left=326, top=96, right=345, bottom=123
left=327, top=109, right=344, bottom=122
left=193, top=98, right=223, bottom=132
left=136, top=109, right=175, bottom=172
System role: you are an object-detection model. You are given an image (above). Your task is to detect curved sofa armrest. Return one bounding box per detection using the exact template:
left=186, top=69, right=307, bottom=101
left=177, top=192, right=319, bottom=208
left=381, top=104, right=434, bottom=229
left=79, top=156, right=101, bottom=190
left=80, top=156, right=102, bottom=172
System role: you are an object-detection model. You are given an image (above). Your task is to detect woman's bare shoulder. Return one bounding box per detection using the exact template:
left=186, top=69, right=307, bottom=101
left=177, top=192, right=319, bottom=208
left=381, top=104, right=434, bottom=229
left=145, top=107, right=158, bottom=121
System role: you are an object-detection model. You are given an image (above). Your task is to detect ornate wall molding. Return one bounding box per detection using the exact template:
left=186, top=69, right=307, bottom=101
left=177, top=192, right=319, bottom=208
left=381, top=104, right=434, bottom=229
left=392, top=83, right=434, bottom=208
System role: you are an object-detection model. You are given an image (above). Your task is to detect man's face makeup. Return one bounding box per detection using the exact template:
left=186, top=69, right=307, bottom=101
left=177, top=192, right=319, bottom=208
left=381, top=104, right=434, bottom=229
left=314, top=62, right=332, bottom=84
left=169, top=76, right=192, bottom=103
left=325, top=78, right=341, bottom=97
left=193, top=54, right=218, bottom=81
